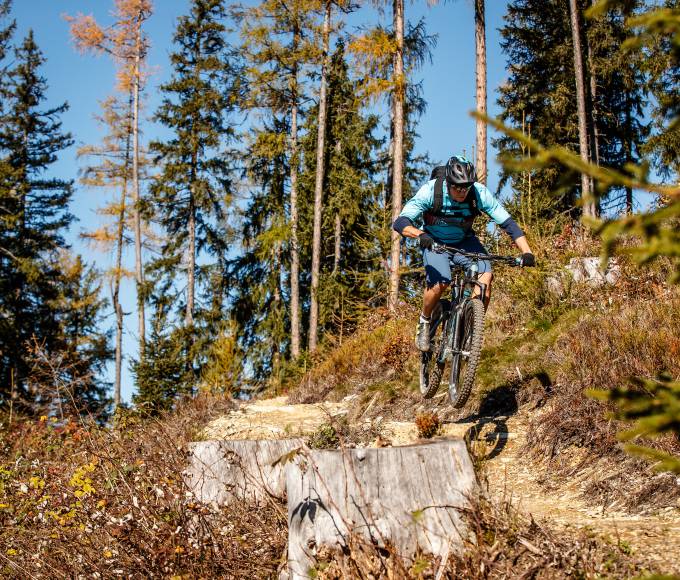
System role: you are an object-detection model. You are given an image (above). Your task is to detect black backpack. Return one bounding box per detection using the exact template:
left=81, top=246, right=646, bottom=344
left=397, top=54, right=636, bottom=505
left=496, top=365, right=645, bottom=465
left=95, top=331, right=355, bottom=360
left=424, top=166, right=480, bottom=229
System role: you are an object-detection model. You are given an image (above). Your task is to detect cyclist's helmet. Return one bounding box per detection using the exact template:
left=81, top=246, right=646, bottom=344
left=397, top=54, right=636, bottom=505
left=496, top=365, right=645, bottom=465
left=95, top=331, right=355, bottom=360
left=445, top=155, right=476, bottom=187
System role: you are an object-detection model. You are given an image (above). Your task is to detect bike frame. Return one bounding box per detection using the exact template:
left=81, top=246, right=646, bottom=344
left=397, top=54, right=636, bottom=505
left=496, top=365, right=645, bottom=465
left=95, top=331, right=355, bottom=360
left=438, top=264, right=482, bottom=365
left=431, top=245, right=519, bottom=366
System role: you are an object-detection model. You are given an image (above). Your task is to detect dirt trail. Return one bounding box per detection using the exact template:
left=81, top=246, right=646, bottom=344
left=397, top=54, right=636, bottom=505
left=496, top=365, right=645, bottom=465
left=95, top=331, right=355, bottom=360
left=202, top=395, right=680, bottom=574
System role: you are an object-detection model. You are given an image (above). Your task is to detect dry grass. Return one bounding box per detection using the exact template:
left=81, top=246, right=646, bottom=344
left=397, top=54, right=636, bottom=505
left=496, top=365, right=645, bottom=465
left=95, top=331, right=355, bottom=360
left=288, top=305, right=419, bottom=406
left=0, top=395, right=287, bottom=578
left=525, top=295, right=680, bottom=510
left=312, top=496, right=651, bottom=579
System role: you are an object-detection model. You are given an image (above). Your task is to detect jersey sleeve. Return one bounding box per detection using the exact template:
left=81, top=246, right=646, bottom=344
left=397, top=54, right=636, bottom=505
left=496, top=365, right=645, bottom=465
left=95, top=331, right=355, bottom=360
left=398, top=180, right=434, bottom=223
left=475, top=184, right=511, bottom=225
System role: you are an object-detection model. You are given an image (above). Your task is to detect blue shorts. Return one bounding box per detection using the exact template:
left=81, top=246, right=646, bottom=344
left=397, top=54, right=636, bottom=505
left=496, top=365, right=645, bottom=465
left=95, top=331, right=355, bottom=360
left=423, top=236, right=491, bottom=287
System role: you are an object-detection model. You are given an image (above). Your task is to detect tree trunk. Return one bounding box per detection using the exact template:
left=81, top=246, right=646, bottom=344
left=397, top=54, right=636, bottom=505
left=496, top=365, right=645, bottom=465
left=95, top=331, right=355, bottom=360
left=625, top=98, right=633, bottom=214
left=132, top=17, right=146, bottom=357
left=186, top=185, right=196, bottom=325
left=333, top=213, right=341, bottom=274
left=568, top=0, right=596, bottom=218
left=289, top=29, right=301, bottom=359
left=273, top=243, right=282, bottom=375
left=185, top=438, right=305, bottom=506
left=308, top=0, right=332, bottom=353
left=286, top=441, right=478, bottom=578
left=113, top=95, right=132, bottom=408
left=585, top=14, right=600, bottom=169
left=474, top=0, right=487, bottom=185
left=388, top=0, right=405, bottom=314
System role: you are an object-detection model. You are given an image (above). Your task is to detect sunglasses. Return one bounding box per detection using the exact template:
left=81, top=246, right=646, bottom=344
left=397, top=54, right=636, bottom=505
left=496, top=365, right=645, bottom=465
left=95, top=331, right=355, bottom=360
left=447, top=183, right=472, bottom=193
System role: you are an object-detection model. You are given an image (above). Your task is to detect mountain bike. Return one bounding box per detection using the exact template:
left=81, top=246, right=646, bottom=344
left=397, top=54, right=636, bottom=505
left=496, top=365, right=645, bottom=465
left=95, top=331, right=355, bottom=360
left=419, top=244, right=521, bottom=408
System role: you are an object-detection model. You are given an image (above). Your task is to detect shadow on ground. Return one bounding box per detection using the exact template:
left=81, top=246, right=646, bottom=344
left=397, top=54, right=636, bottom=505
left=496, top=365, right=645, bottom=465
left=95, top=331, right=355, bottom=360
left=454, top=371, right=552, bottom=460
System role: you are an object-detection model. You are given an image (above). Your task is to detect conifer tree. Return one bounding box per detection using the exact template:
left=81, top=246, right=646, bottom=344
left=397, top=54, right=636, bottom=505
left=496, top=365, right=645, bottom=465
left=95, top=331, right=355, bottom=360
left=349, top=18, right=433, bottom=306
left=308, top=0, right=333, bottom=353
left=235, top=0, right=320, bottom=358
left=569, top=0, right=597, bottom=215
left=298, top=36, right=430, bottom=340
left=496, top=0, right=648, bottom=223
left=227, top=118, right=290, bottom=380
left=78, top=95, right=135, bottom=408
left=0, top=31, right=75, bottom=405
left=49, top=253, right=112, bottom=416
left=0, top=1, right=14, bottom=85
left=637, top=0, right=680, bottom=179
left=133, top=283, right=185, bottom=414
left=298, top=40, right=383, bottom=339
left=475, top=0, right=488, bottom=184
left=68, top=0, right=153, bottom=360
left=148, top=0, right=241, bottom=395
left=388, top=0, right=406, bottom=314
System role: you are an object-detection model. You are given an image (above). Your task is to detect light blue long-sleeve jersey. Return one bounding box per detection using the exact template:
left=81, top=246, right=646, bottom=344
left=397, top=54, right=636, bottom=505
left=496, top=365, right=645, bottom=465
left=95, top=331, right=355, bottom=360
left=398, top=180, right=512, bottom=244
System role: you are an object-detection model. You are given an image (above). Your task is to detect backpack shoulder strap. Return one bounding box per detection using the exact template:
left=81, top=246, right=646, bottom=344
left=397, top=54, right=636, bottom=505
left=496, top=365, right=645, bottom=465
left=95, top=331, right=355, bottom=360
left=433, top=176, right=444, bottom=215
left=429, top=166, right=446, bottom=215
left=468, top=186, right=481, bottom=217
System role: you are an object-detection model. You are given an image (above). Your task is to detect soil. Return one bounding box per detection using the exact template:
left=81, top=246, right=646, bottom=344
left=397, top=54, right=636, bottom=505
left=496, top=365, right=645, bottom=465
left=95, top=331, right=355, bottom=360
left=201, top=393, right=680, bottom=575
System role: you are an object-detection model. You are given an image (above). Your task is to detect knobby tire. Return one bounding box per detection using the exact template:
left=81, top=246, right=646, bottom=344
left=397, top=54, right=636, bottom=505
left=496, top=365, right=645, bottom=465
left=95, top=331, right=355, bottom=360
left=448, top=298, right=485, bottom=408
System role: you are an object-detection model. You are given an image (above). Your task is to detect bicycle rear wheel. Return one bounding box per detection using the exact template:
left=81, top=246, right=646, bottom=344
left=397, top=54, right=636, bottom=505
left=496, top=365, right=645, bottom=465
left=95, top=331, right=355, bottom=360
left=419, top=302, right=447, bottom=398
left=448, top=298, right=485, bottom=408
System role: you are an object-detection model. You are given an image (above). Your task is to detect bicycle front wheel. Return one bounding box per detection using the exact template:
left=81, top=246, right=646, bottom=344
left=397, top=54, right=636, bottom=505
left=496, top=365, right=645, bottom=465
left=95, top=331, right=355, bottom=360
left=448, top=298, right=485, bottom=408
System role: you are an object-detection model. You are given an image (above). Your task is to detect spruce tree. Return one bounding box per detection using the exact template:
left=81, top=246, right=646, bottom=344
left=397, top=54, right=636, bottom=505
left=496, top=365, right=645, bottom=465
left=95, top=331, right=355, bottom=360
left=235, top=0, right=320, bottom=359
left=638, top=0, right=680, bottom=180
left=144, top=0, right=241, bottom=407
left=298, top=41, right=383, bottom=339
left=0, top=0, right=14, bottom=85
left=0, top=31, right=74, bottom=405
left=50, top=253, right=112, bottom=417
left=496, top=0, right=649, bottom=223
left=133, top=283, right=185, bottom=414
left=226, top=117, right=290, bottom=381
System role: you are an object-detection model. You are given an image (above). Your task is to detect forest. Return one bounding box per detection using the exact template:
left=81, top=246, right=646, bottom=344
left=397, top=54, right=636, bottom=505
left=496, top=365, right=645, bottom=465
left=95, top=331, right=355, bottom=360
left=0, top=0, right=676, bottom=416
left=0, top=0, right=679, bottom=576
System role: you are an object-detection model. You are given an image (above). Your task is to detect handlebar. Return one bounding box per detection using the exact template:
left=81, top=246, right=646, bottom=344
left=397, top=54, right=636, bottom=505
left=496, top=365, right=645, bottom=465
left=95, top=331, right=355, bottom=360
left=431, top=242, right=522, bottom=267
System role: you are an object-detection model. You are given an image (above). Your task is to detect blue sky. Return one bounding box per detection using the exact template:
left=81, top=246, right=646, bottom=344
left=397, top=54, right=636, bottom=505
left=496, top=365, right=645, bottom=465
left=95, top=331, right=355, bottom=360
left=8, top=0, right=518, bottom=402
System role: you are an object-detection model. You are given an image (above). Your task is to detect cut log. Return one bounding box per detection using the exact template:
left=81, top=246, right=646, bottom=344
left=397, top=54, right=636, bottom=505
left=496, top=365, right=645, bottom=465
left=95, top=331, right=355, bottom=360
left=285, top=439, right=478, bottom=579
left=185, top=439, right=304, bottom=505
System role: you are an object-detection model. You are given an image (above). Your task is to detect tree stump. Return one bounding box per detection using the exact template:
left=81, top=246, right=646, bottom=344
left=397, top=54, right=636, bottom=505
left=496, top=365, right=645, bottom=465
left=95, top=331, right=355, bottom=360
left=285, top=439, right=478, bottom=579
left=185, top=439, right=304, bottom=505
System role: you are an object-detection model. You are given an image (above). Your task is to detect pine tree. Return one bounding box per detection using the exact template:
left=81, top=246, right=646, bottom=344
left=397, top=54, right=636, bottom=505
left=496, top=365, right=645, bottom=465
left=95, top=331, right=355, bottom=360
left=297, top=40, right=383, bottom=339
left=78, top=95, right=135, bottom=408
left=0, top=31, right=74, bottom=406
left=146, top=0, right=242, bottom=404
left=496, top=0, right=649, bottom=224
left=68, top=0, right=153, bottom=360
left=49, top=253, right=112, bottom=417
left=235, top=0, right=325, bottom=360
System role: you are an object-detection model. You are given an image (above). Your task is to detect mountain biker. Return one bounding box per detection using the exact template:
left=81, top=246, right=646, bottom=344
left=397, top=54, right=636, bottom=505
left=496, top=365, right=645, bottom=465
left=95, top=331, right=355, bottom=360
left=392, top=155, right=535, bottom=352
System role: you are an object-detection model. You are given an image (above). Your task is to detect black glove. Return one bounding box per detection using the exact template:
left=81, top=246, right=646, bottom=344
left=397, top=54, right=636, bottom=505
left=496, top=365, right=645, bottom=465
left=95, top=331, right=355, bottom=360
left=419, top=233, right=434, bottom=250
left=521, top=253, right=536, bottom=267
